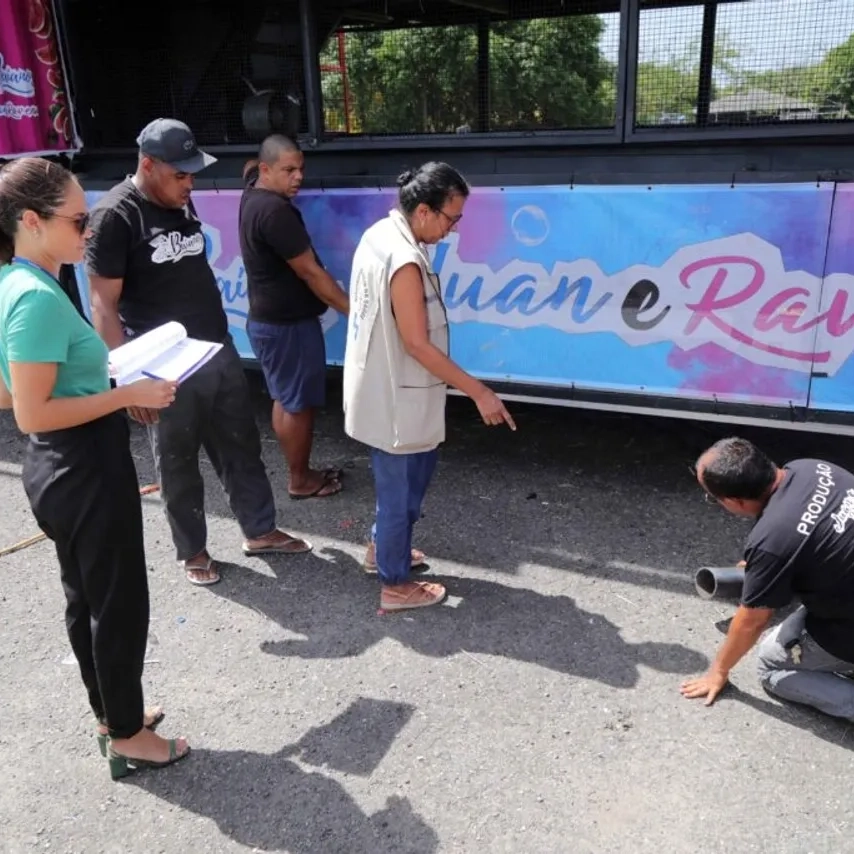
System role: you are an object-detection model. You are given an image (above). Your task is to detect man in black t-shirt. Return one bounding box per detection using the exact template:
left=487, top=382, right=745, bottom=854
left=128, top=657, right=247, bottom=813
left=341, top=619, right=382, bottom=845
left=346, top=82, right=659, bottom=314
left=86, top=118, right=311, bottom=586
left=681, top=437, right=854, bottom=721
left=238, top=134, right=349, bottom=501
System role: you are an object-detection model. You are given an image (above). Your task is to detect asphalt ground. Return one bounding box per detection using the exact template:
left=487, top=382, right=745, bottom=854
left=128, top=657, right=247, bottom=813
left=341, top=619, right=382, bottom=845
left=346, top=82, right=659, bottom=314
left=1, top=375, right=853, bottom=854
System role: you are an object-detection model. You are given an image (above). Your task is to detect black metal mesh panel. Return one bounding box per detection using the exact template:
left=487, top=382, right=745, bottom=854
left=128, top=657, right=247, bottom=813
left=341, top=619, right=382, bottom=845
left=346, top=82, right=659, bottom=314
left=711, top=0, right=854, bottom=126
left=635, top=3, right=703, bottom=127
left=62, top=0, right=306, bottom=148
left=320, top=2, right=619, bottom=136
left=636, top=0, right=854, bottom=129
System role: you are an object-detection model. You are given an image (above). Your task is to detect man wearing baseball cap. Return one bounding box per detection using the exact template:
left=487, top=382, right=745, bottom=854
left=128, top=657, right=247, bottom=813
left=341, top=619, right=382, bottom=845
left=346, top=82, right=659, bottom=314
left=135, top=117, right=218, bottom=175
left=86, top=118, right=311, bottom=587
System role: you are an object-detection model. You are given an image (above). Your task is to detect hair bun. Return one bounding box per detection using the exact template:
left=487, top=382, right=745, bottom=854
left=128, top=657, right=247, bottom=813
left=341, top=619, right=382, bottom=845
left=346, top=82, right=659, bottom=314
left=396, top=169, right=415, bottom=188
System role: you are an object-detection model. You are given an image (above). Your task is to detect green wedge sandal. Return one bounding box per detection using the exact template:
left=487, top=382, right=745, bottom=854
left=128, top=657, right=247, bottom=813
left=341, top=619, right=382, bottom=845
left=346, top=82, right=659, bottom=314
left=107, top=739, right=191, bottom=780
left=96, top=707, right=166, bottom=757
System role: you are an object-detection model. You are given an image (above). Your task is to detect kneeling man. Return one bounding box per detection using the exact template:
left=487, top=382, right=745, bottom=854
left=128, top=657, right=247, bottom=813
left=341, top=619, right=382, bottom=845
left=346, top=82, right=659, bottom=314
left=682, top=437, right=854, bottom=721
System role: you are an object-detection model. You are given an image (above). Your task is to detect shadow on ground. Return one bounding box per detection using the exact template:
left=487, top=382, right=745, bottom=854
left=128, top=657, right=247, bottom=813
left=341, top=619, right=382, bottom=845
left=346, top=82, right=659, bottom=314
left=213, top=547, right=710, bottom=688
left=125, top=697, right=438, bottom=853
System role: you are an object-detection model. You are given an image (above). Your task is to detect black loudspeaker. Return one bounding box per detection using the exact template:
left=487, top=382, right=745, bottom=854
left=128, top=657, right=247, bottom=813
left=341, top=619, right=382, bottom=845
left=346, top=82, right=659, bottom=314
left=241, top=89, right=302, bottom=141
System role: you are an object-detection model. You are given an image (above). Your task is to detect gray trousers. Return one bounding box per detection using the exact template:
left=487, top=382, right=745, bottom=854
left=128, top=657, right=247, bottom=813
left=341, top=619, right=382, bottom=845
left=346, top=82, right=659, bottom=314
left=757, top=606, right=854, bottom=722
left=147, top=338, right=277, bottom=561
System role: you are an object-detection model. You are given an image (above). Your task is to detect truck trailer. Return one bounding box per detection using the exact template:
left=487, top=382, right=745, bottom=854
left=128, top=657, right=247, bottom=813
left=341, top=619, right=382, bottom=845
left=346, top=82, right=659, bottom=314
left=5, top=0, right=854, bottom=433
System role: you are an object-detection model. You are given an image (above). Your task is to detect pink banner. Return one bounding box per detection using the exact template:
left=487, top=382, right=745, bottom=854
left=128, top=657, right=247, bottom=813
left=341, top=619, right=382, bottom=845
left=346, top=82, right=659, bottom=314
left=0, top=0, right=76, bottom=157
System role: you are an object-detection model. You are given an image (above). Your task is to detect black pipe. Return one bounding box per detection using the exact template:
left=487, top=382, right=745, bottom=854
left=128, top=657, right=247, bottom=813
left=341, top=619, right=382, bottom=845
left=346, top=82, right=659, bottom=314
left=696, top=2, right=718, bottom=128
left=298, top=0, right=322, bottom=143
left=476, top=18, right=489, bottom=134
left=694, top=566, right=744, bottom=601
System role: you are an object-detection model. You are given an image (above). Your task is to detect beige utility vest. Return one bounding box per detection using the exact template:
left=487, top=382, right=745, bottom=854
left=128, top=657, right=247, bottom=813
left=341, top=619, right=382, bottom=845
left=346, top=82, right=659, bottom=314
left=343, top=209, right=449, bottom=454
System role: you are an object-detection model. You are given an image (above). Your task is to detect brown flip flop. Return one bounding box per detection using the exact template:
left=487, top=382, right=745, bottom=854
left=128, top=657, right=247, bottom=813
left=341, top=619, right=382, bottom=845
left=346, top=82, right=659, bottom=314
left=242, top=531, right=313, bottom=556
left=288, top=477, right=343, bottom=501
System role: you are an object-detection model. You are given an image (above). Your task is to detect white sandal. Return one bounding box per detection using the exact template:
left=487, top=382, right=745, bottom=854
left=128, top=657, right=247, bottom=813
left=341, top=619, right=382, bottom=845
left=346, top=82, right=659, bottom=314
left=180, top=555, right=220, bottom=586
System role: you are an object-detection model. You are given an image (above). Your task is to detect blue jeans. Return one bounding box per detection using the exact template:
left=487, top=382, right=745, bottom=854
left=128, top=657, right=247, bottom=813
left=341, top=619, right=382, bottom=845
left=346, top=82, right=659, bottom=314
left=369, top=448, right=439, bottom=585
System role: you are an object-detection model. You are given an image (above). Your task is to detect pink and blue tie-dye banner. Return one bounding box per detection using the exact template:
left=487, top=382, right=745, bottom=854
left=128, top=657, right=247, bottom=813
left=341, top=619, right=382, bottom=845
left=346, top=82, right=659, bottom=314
left=75, top=180, right=854, bottom=421
left=0, top=0, right=77, bottom=157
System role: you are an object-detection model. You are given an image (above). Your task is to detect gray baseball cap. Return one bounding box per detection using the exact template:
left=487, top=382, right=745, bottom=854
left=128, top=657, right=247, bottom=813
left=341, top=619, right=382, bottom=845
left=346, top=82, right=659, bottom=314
left=135, top=118, right=217, bottom=174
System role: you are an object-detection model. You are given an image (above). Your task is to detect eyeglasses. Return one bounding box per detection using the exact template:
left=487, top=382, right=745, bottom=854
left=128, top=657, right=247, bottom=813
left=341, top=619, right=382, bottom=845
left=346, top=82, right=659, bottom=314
left=435, top=208, right=463, bottom=227
left=20, top=210, right=90, bottom=234
left=52, top=212, right=90, bottom=234
left=688, top=463, right=718, bottom=504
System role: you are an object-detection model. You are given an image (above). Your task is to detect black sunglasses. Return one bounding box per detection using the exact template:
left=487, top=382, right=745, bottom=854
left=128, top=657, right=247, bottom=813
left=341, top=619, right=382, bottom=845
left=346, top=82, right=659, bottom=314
left=435, top=208, right=463, bottom=226
left=53, top=212, right=90, bottom=234
left=20, top=210, right=90, bottom=234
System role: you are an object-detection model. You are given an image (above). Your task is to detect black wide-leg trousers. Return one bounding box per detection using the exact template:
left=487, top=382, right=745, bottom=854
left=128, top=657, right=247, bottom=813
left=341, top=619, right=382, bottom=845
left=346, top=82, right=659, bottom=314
left=23, top=412, right=148, bottom=739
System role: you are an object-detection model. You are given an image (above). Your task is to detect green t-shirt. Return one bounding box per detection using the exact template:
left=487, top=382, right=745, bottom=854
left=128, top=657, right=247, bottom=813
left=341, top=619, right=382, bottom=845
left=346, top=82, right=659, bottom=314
left=0, top=263, right=110, bottom=398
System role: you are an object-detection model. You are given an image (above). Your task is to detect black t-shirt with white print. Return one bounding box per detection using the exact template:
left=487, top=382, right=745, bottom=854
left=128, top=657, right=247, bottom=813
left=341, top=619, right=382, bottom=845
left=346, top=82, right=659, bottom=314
left=742, top=458, right=854, bottom=662
left=84, top=178, right=228, bottom=342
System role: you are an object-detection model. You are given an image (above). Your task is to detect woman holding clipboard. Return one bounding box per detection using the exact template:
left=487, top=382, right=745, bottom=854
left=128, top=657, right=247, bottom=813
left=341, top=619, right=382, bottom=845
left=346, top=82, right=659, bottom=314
left=0, top=157, right=190, bottom=779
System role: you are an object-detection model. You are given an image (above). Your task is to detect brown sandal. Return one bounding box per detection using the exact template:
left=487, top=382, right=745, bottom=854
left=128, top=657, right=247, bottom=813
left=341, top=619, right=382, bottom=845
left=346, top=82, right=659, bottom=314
left=380, top=581, right=447, bottom=612
left=363, top=543, right=426, bottom=574
left=243, top=529, right=313, bottom=556
left=288, top=477, right=342, bottom=501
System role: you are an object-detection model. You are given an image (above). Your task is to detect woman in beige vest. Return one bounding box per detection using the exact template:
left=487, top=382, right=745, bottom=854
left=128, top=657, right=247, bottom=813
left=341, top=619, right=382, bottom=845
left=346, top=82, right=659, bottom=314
left=343, top=162, right=516, bottom=612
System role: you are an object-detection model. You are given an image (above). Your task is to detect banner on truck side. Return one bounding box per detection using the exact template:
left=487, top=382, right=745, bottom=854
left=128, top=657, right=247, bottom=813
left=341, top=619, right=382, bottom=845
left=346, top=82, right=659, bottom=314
left=74, top=181, right=854, bottom=418
left=0, top=0, right=78, bottom=158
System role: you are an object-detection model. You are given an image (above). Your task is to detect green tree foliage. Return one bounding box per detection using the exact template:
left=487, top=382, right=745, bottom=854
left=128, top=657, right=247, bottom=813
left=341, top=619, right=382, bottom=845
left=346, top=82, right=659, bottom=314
left=488, top=18, right=614, bottom=130
left=633, top=31, right=739, bottom=126
left=823, top=34, right=854, bottom=114
left=320, top=17, right=854, bottom=133
left=726, top=33, right=854, bottom=119
left=634, top=60, right=698, bottom=125
left=321, top=16, right=614, bottom=134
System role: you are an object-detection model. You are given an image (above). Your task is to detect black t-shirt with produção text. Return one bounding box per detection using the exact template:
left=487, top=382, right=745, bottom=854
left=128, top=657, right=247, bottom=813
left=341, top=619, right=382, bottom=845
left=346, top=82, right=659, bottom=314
left=84, top=178, right=228, bottom=342
left=237, top=167, right=327, bottom=324
left=742, top=458, right=854, bottom=661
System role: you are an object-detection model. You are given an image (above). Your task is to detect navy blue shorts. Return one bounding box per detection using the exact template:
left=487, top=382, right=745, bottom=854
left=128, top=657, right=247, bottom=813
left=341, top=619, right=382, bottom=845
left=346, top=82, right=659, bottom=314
left=247, top=317, right=327, bottom=413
